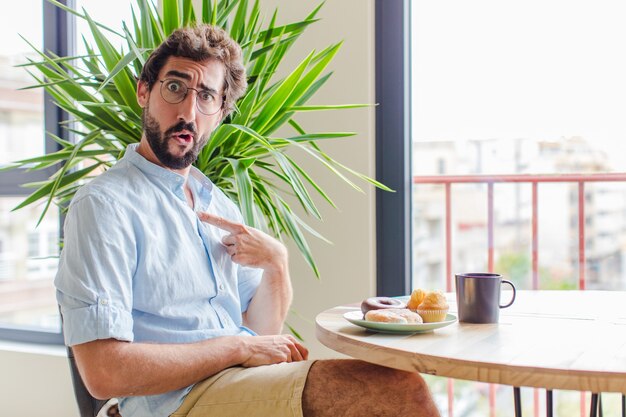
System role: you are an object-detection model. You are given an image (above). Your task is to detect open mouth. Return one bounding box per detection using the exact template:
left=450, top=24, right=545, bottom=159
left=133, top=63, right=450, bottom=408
left=172, top=132, right=194, bottom=144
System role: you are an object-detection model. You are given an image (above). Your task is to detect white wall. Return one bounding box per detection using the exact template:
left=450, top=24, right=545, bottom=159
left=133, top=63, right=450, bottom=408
left=0, top=0, right=376, bottom=414
left=262, top=0, right=377, bottom=358
left=0, top=342, right=78, bottom=417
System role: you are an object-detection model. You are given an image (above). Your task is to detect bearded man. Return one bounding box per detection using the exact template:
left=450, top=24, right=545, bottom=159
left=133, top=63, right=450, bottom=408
left=55, top=24, right=440, bottom=417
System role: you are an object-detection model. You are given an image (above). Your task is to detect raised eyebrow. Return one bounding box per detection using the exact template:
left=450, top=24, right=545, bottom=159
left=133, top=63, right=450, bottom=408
left=164, top=70, right=192, bottom=80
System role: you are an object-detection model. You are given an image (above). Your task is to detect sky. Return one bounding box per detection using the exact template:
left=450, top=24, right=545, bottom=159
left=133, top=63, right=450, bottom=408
left=2, top=0, right=132, bottom=56
left=3, top=2, right=42, bottom=56
left=411, top=0, right=626, bottom=170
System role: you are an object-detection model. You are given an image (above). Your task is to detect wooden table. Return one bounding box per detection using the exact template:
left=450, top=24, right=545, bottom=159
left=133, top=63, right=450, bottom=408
left=316, top=291, right=626, bottom=415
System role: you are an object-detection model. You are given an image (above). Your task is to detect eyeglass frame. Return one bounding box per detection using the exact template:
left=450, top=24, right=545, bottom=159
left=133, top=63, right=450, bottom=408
left=158, top=78, right=225, bottom=116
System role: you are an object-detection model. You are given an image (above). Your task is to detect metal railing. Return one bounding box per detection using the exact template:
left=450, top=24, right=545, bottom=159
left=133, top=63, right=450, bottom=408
left=413, top=172, right=626, bottom=417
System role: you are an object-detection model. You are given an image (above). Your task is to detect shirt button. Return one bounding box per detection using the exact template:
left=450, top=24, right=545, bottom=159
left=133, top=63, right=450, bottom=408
left=100, top=299, right=108, bottom=306
left=219, top=284, right=225, bottom=291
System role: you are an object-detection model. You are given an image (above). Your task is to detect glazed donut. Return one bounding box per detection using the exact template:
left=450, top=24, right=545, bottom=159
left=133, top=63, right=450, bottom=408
left=361, top=297, right=407, bottom=315
left=365, top=308, right=423, bottom=324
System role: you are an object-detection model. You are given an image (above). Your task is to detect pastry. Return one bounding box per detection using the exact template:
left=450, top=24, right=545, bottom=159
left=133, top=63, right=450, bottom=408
left=365, top=308, right=423, bottom=324
left=416, top=290, right=449, bottom=323
left=361, top=297, right=407, bottom=315
left=407, top=288, right=427, bottom=311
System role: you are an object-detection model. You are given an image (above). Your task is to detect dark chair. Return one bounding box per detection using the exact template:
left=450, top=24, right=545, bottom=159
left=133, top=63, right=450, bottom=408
left=60, top=307, right=113, bottom=417
left=66, top=344, right=112, bottom=417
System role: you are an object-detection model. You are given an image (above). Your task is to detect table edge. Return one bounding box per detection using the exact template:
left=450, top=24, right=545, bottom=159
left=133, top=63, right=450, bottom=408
left=315, top=314, right=626, bottom=394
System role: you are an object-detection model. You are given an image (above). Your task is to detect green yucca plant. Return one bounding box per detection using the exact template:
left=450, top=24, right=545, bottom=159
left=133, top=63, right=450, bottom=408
left=8, top=0, right=389, bottom=278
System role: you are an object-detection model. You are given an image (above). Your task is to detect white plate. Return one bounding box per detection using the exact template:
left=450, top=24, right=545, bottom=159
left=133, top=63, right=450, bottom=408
left=343, top=310, right=457, bottom=334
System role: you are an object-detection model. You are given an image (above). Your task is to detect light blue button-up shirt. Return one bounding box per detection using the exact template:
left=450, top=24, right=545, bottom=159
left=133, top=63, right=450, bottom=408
left=55, top=143, right=263, bottom=417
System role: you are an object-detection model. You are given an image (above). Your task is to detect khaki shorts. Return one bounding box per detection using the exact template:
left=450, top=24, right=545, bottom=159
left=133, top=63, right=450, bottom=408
left=170, top=360, right=316, bottom=417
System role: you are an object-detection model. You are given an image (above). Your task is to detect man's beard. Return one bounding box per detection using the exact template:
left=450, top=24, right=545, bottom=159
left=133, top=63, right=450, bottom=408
left=142, top=106, right=208, bottom=170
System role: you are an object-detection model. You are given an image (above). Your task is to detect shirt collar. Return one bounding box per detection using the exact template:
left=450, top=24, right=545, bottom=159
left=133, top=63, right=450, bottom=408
left=124, top=143, right=214, bottom=209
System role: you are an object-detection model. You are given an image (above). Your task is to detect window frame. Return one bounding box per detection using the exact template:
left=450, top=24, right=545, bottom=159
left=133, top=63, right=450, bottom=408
left=375, top=0, right=412, bottom=296
left=0, top=0, right=73, bottom=345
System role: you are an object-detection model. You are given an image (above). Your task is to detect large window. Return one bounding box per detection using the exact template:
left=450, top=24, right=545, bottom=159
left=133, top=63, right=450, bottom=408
left=0, top=0, right=132, bottom=344
left=376, top=0, right=626, bottom=415
left=0, top=0, right=66, bottom=344
left=411, top=0, right=626, bottom=295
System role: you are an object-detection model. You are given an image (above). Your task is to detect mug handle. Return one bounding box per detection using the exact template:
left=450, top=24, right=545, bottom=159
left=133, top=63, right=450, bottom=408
left=499, top=279, right=516, bottom=308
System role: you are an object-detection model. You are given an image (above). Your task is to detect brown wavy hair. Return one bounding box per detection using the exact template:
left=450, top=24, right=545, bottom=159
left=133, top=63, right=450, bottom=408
left=139, top=24, right=247, bottom=116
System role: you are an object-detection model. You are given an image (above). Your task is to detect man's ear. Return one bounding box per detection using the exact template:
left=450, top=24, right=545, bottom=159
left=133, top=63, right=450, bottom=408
left=137, top=80, right=149, bottom=108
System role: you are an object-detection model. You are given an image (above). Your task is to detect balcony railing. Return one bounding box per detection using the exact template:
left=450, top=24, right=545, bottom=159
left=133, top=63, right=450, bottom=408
left=412, top=172, right=626, bottom=417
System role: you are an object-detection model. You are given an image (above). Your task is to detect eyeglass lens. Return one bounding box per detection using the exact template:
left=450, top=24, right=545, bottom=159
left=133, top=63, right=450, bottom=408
left=160, top=79, right=222, bottom=115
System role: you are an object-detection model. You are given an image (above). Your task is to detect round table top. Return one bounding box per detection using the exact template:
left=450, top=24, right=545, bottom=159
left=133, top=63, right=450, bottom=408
left=315, top=290, right=626, bottom=394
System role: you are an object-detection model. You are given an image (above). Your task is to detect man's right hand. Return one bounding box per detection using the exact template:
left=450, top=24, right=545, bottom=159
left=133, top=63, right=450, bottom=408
left=72, top=335, right=309, bottom=399
left=241, top=335, right=309, bottom=367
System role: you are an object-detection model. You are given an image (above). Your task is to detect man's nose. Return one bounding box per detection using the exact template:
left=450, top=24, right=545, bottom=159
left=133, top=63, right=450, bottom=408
left=176, top=91, right=197, bottom=121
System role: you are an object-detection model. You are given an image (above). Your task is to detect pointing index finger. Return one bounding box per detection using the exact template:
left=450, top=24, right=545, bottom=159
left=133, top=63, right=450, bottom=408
left=198, top=212, right=245, bottom=233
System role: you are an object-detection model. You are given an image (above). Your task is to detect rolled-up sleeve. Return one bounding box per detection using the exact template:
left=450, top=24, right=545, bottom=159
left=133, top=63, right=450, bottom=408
left=55, top=194, right=137, bottom=346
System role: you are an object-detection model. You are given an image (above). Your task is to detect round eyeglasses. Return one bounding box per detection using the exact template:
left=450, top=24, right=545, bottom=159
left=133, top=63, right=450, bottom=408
left=159, top=79, right=224, bottom=116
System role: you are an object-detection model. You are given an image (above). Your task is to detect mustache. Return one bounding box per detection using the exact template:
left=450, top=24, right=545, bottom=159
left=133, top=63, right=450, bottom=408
left=164, top=121, right=197, bottom=138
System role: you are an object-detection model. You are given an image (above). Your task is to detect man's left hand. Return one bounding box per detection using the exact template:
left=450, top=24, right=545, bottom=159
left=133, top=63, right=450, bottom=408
left=198, top=212, right=288, bottom=273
